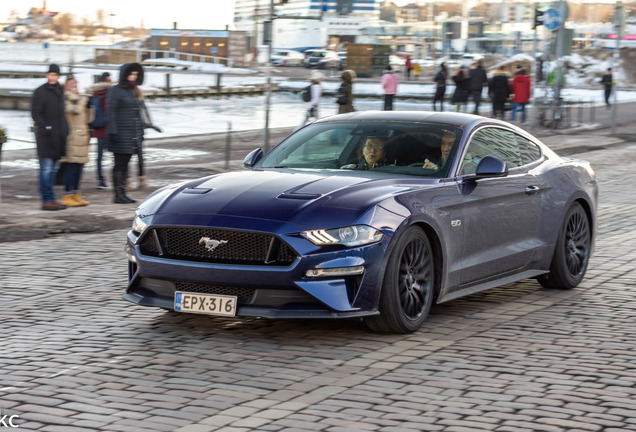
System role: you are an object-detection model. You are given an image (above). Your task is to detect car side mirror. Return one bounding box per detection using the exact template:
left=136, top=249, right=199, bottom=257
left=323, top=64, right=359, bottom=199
left=466, top=155, right=509, bottom=181
left=243, top=148, right=263, bottom=168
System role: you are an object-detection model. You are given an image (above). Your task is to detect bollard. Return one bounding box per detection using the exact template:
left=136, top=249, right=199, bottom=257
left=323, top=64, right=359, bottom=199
left=590, top=99, right=595, bottom=123
left=225, top=121, right=232, bottom=170
left=165, top=73, right=171, bottom=100
left=578, top=100, right=582, bottom=125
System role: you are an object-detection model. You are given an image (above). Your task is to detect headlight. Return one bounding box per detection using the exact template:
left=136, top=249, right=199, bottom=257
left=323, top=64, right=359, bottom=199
left=301, top=225, right=383, bottom=247
left=132, top=215, right=149, bottom=234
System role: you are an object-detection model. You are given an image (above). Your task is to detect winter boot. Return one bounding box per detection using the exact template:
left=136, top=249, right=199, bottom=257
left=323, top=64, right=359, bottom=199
left=113, top=171, right=137, bottom=204
left=61, top=194, right=82, bottom=207
left=138, top=175, right=147, bottom=188
left=127, top=177, right=134, bottom=191
left=72, top=194, right=91, bottom=206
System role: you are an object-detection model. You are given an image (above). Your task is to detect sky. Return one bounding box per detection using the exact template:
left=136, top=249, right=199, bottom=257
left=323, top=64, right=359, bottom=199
left=1, top=1, right=237, bottom=30
left=2, top=1, right=419, bottom=31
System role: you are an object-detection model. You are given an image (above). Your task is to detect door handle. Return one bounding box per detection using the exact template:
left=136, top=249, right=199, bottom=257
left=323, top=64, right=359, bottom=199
left=525, top=185, right=540, bottom=194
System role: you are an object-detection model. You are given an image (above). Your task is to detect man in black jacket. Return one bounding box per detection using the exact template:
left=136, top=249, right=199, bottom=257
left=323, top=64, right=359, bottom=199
left=469, top=59, right=489, bottom=115
left=31, top=64, right=69, bottom=210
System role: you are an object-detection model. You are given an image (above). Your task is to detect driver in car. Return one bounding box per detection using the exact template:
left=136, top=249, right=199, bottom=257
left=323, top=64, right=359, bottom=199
left=423, top=129, right=455, bottom=170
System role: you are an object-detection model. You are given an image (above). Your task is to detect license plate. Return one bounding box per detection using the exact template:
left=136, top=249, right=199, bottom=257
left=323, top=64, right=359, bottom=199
left=174, top=291, right=237, bottom=317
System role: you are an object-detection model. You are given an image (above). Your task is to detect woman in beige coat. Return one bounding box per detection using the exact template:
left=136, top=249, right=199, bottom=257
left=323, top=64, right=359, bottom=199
left=60, top=78, right=92, bottom=207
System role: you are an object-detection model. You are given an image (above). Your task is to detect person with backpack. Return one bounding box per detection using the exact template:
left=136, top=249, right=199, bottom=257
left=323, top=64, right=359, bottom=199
left=302, top=70, right=323, bottom=124
left=87, top=72, right=112, bottom=189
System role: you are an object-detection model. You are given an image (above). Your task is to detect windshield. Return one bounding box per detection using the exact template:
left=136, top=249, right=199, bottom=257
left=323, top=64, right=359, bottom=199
left=259, top=121, right=463, bottom=178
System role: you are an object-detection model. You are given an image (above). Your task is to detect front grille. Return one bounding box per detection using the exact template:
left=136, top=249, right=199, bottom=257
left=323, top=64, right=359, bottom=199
left=139, top=228, right=297, bottom=266
left=175, top=283, right=255, bottom=302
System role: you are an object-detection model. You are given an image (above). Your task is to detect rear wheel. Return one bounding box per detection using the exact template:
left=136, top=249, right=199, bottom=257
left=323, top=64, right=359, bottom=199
left=538, top=202, right=591, bottom=289
left=365, top=226, right=435, bottom=333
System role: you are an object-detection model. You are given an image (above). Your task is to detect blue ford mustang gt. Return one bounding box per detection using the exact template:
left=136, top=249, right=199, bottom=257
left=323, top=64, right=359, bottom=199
left=124, top=111, right=598, bottom=333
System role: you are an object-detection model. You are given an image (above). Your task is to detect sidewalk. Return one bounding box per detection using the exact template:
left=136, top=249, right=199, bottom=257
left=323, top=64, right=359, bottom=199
left=0, top=120, right=632, bottom=243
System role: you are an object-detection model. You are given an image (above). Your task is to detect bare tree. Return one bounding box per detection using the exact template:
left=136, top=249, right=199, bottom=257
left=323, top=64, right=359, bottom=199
left=96, top=9, right=106, bottom=27
left=53, top=13, right=74, bottom=37
left=82, top=17, right=95, bottom=40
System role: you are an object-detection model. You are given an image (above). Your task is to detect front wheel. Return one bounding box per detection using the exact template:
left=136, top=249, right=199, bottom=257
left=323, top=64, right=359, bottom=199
left=538, top=202, right=591, bottom=289
left=365, top=226, right=435, bottom=333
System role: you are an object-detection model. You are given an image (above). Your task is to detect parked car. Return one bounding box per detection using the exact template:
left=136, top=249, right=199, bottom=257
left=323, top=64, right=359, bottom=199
left=304, top=49, right=340, bottom=69
left=337, top=51, right=347, bottom=70
left=271, top=49, right=305, bottom=67
left=124, top=111, right=597, bottom=333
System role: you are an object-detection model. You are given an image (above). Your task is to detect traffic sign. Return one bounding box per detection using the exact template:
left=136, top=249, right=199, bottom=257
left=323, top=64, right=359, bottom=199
left=543, top=8, right=563, bottom=30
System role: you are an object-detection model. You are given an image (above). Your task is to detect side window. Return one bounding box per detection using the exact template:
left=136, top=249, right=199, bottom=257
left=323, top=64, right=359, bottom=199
left=461, top=128, right=522, bottom=174
left=517, top=135, right=542, bottom=164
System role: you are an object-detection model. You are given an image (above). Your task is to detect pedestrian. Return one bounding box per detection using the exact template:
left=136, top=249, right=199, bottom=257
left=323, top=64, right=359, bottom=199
left=451, top=66, right=470, bottom=112
left=303, top=70, right=323, bottom=124
left=58, top=77, right=92, bottom=207
left=136, top=92, right=161, bottom=190
left=488, top=64, right=511, bottom=119
left=30, top=63, right=69, bottom=211
left=404, top=55, right=413, bottom=81
left=600, top=68, right=613, bottom=112
left=107, top=62, right=144, bottom=204
left=381, top=65, right=399, bottom=111
left=432, top=62, right=448, bottom=111
left=510, top=65, right=531, bottom=124
left=469, top=59, right=489, bottom=115
left=87, top=72, right=112, bottom=189
left=412, top=62, right=421, bottom=81
left=336, top=69, right=356, bottom=114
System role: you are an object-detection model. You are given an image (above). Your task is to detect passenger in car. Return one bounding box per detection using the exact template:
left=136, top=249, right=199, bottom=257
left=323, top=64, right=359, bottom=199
left=341, top=137, right=387, bottom=170
left=423, top=129, right=456, bottom=170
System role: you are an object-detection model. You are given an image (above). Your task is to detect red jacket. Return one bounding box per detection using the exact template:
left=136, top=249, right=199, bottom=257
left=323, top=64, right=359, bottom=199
left=511, top=73, right=531, bottom=104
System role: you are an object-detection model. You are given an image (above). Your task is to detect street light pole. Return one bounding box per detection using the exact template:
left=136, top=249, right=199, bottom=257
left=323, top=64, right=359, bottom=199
left=612, top=0, right=623, bottom=134
left=263, top=0, right=274, bottom=153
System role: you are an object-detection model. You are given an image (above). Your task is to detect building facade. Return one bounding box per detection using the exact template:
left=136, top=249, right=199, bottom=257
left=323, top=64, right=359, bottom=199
left=233, top=0, right=380, bottom=49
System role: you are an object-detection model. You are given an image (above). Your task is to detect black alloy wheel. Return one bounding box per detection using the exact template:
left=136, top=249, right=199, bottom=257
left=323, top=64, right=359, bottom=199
left=539, top=202, right=591, bottom=289
left=365, top=226, right=435, bottom=333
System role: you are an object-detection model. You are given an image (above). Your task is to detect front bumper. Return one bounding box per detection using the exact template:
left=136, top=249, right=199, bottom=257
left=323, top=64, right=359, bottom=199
left=124, top=228, right=389, bottom=319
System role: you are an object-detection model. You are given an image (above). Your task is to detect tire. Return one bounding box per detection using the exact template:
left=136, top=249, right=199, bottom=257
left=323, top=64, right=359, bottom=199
left=538, top=202, right=591, bottom=289
left=365, top=226, right=435, bottom=333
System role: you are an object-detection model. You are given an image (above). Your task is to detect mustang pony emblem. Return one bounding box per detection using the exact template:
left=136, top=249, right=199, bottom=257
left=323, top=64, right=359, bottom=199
left=199, top=237, right=228, bottom=252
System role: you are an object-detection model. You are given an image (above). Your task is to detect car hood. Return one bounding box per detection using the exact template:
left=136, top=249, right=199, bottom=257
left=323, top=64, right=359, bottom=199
left=145, top=170, right=422, bottom=230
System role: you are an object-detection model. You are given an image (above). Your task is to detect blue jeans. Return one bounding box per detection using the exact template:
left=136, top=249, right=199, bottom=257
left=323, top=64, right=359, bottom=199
left=511, top=103, right=526, bottom=123
left=96, top=137, right=108, bottom=181
left=63, top=163, right=84, bottom=193
left=38, top=158, right=61, bottom=203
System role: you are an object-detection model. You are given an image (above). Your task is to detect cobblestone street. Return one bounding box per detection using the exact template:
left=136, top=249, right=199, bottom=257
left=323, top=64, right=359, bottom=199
left=1, top=142, right=636, bottom=432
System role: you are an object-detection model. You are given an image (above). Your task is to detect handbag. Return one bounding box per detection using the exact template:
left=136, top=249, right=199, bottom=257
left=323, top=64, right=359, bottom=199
left=504, top=101, right=512, bottom=111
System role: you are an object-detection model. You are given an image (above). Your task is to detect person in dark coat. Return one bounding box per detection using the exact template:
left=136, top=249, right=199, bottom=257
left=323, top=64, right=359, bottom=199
left=488, top=65, right=511, bottom=119
left=107, top=62, right=145, bottom=204
left=31, top=64, right=69, bottom=211
left=451, top=66, right=470, bottom=112
left=336, top=69, right=356, bottom=114
left=432, top=63, right=448, bottom=111
left=600, top=68, right=613, bottom=111
left=468, top=59, right=489, bottom=115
